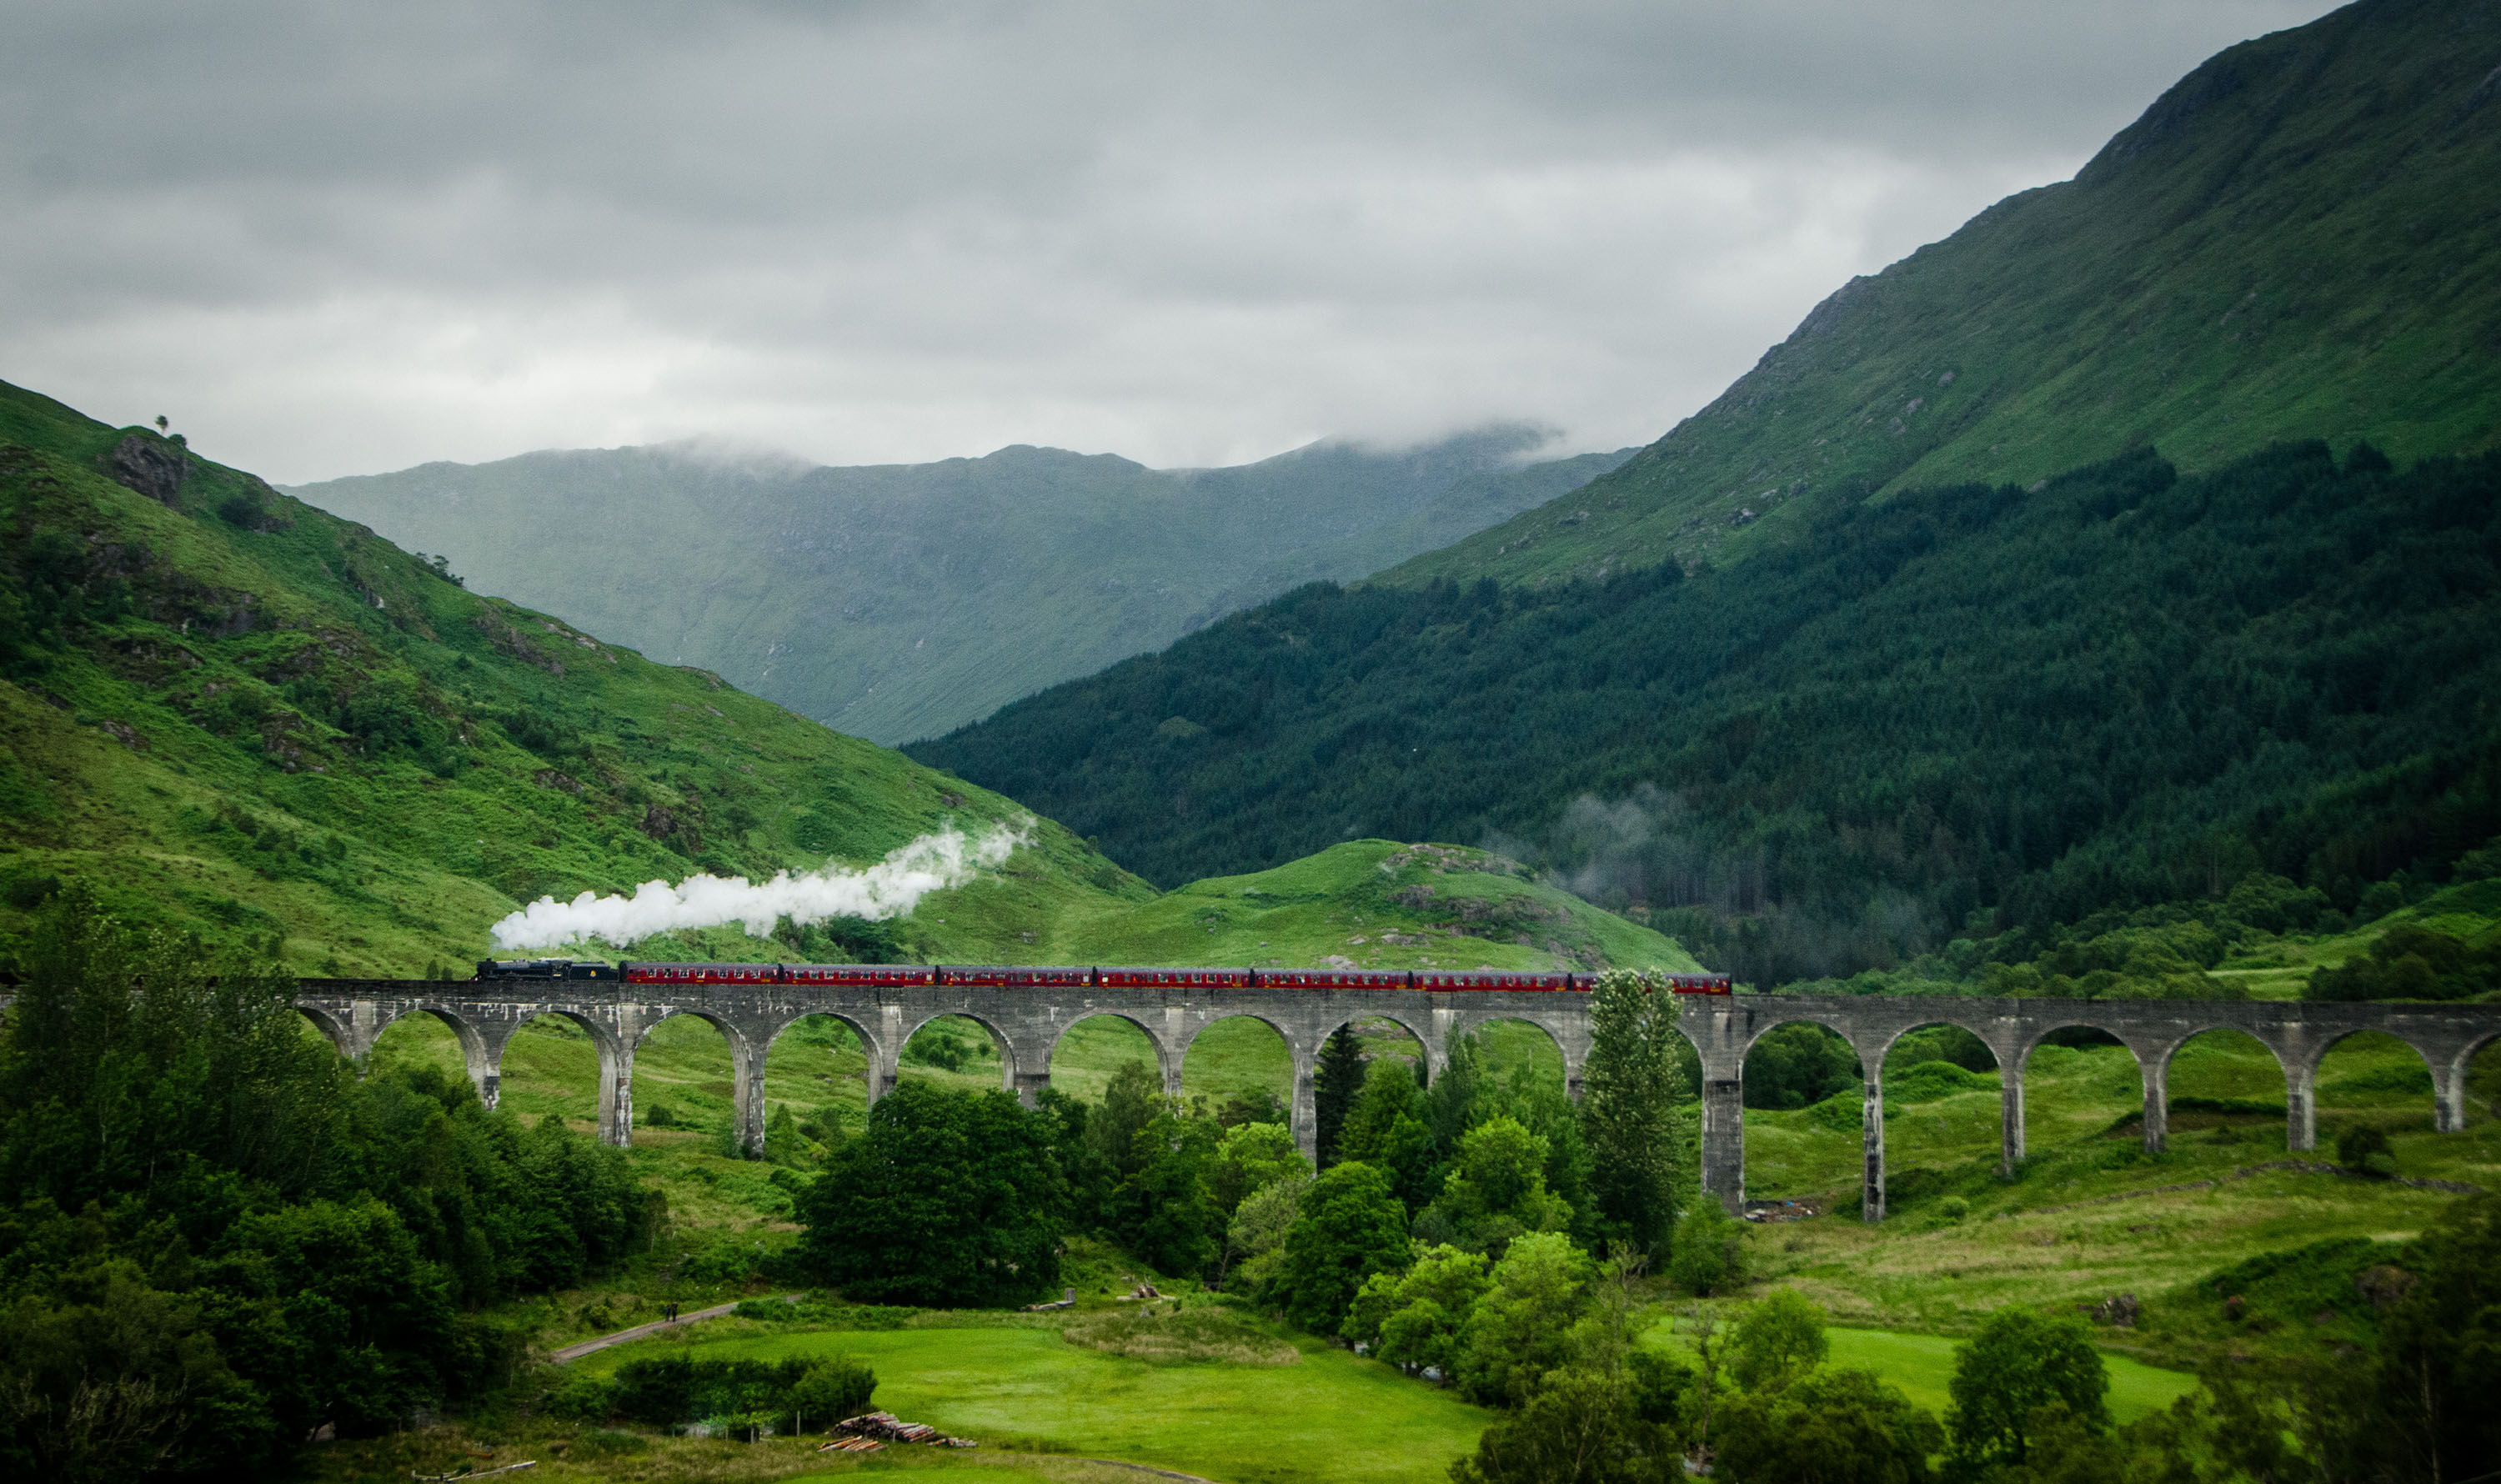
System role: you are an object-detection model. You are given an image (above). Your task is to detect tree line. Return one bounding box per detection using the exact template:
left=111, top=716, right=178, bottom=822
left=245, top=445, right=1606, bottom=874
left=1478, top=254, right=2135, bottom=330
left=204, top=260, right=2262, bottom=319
left=0, top=897, right=661, bottom=1480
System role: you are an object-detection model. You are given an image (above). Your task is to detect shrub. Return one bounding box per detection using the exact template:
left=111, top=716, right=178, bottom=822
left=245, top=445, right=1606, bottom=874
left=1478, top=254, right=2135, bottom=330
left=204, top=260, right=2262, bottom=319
left=609, top=1355, right=849, bottom=1430
left=2334, top=1123, right=2398, bottom=1177
left=1730, top=1289, right=1828, bottom=1392
left=1669, top=1201, right=1743, bottom=1296
left=788, top=1356, right=876, bottom=1429
left=1715, top=1366, right=1942, bottom=1484
left=1451, top=1366, right=1684, bottom=1484
left=540, top=1371, right=617, bottom=1421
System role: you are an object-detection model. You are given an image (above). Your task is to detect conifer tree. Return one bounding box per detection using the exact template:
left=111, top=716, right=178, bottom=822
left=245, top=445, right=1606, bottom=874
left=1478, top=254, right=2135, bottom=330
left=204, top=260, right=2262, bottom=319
left=1312, top=1024, right=1366, bottom=1168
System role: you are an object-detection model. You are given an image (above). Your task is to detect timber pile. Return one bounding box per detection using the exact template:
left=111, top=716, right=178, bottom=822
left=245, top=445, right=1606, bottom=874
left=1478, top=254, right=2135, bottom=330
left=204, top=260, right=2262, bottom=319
left=834, top=1411, right=976, bottom=1448
left=818, top=1436, right=884, bottom=1454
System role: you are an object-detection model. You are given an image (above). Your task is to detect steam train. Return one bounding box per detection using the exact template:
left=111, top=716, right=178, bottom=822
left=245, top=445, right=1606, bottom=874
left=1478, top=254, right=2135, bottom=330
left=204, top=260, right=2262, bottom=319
left=472, top=960, right=1734, bottom=994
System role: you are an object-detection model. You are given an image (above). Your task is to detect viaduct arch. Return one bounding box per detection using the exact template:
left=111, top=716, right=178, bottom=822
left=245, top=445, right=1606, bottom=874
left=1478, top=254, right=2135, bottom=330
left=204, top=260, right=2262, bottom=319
left=289, top=979, right=2498, bottom=1224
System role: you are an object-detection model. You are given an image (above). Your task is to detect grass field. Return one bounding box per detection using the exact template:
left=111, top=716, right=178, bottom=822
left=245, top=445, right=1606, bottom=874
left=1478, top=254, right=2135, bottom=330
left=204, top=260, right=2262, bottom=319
left=1638, top=1318, right=2195, bottom=1426
left=1821, top=1327, right=2192, bottom=1422
left=574, top=1321, right=1492, bottom=1484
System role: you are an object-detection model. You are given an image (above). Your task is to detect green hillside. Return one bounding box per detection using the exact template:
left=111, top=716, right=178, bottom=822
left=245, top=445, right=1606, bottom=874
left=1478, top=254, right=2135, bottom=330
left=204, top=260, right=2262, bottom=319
left=0, top=379, right=1687, bottom=976
left=914, top=441, right=2501, bottom=986
left=1380, top=0, right=2501, bottom=590
left=292, top=429, right=1630, bottom=745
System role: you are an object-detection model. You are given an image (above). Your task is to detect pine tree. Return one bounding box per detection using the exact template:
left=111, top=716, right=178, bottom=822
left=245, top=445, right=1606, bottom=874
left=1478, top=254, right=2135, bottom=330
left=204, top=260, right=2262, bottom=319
left=1312, top=1025, right=1366, bottom=1168
left=1578, top=970, right=1687, bottom=1253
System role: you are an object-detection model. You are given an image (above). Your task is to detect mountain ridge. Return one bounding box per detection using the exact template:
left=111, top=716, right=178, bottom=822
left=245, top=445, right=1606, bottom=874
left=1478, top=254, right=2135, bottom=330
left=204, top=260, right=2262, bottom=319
left=1377, top=0, right=2501, bottom=589
left=292, top=427, right=1633, bottom=744
left=911, top=0, right=2501, bottom=986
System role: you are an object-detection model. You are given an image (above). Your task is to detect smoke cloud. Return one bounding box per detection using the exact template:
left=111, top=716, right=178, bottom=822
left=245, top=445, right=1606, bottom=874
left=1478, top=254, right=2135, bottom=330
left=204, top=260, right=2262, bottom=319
left=489, top=820, right=1028, bottom=951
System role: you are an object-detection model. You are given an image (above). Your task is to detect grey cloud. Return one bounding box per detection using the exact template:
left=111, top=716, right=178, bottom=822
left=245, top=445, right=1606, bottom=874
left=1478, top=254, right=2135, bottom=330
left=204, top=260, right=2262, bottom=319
left=0, top=0, right=2339, bottom=481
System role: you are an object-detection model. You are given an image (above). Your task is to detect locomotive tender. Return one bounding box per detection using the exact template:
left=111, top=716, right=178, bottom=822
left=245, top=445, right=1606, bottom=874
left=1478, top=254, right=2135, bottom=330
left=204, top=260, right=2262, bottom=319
left=472, top=960, right=1733, bottom=994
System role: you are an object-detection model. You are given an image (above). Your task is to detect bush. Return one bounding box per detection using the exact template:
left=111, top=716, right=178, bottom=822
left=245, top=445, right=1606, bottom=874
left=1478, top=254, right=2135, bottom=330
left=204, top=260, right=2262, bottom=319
left=1731, top=1290, right=1828, bottom=1392
left=610, top=1354, right=854, bottom=1430
left=788, top=1356, right=876, bottom=1429
left=1669, top=1201, right=1743, bottom=1296
left=1714, top=1366, right=1942, bottom=1484
left=1451, top=1367, right=1685, bottom=1484
left=2334, top=1123, right=2398, bottom=1178
left=1342, top=1244, right=1492, bottom=1377
left=2308, top=923, right=2501, bottom=1001
left=540, top=1371, right=618, bottom=1421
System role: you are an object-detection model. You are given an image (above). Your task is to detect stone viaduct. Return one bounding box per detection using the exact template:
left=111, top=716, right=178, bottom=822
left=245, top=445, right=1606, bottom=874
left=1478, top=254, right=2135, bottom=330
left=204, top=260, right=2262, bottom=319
left=294, top=979, right=2500, bottom=1224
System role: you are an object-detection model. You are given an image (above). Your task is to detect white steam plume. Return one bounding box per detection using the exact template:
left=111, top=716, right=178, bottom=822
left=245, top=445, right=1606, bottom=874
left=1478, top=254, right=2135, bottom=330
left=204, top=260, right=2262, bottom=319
left=489, top=820, right=1029, bottom=951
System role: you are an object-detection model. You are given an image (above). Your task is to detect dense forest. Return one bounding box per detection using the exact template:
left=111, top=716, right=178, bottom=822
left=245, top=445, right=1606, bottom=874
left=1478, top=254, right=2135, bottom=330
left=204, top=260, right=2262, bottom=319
left=916, top=443, right=2501, bottom=986
left=0, top=897, right=658, bottom=1480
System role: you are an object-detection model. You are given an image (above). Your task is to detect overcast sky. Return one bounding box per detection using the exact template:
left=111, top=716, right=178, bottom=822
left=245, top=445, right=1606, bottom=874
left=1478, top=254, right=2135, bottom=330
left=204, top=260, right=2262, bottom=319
left=2, top=1, right=2342, bottom=484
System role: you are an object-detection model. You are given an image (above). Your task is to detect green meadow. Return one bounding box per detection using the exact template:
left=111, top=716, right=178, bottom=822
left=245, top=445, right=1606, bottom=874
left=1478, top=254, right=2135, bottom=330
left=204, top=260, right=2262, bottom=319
left=571, top=1321, right=1492, bottom=1484
left=1638, top=1320, right=2197, bottom=1426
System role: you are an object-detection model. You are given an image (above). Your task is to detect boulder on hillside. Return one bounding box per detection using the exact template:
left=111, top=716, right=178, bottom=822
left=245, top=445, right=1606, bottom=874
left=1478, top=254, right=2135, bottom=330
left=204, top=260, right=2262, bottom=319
left=108, top=434, right=188, bottom=506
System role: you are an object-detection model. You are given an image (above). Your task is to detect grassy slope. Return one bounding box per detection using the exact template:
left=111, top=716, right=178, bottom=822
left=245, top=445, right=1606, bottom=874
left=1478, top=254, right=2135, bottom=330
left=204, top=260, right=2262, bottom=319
left=292, top=430, right=1630, bottom=746
left=2209, top=873, right=2501, bottom=999
left=0, top=381, right=1691, bottom=978
left=0, top=379, right=1150, bottom=975
left=1380, top=0, right=2501, bottom=590
left=1741, top=1029, right=2501, bottom=1357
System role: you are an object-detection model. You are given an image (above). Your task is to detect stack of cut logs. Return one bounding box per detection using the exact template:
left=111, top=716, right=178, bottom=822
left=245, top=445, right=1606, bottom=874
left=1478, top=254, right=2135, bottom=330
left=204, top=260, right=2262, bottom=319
left=829, top=1411, right=976, bottom=1449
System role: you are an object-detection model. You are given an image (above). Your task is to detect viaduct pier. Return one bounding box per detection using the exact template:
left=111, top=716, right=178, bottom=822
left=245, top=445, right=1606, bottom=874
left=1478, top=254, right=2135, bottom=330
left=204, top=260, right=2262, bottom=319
left=295, top=978, right=2499, bottom=1223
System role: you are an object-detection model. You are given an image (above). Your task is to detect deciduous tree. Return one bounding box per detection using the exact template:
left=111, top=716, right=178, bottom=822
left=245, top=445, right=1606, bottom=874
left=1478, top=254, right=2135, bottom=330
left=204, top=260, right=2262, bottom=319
left=1730, top=1289, right=1828, bottom=1393
left=1943, top=1311, right=2109, bottom=1472
left=1273, top=1161, right=1411, bottom=1332
left=1457, top=1231, right=1592, bottom=1407
left=797, top=1080, right=1063, bottom=1306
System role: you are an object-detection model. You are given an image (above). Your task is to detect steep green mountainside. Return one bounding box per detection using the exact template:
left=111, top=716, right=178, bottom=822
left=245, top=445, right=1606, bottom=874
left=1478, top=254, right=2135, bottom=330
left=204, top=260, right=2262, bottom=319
left=912, top=441, right=2501, bottom=986
left=0, top=379, right=1687, bottom=975
left=1381, top=0, right=2501, bottom=590
left=1013, top=839, right=1701, bottom=976
left=292, top=428, right=1631, bottom=745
